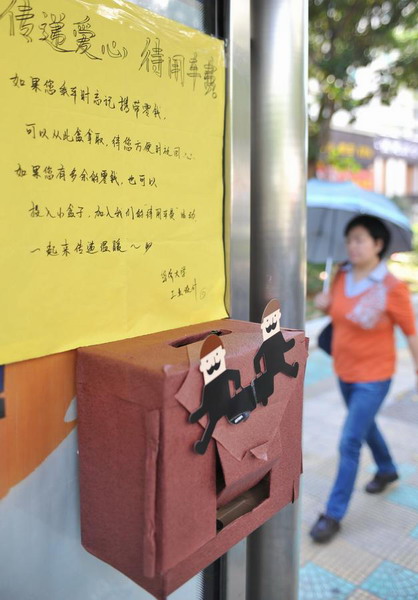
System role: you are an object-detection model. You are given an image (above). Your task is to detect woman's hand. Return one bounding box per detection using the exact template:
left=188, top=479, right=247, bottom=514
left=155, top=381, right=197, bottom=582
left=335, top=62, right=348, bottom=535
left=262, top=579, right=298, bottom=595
left=314, top=292, right=331, bottom=313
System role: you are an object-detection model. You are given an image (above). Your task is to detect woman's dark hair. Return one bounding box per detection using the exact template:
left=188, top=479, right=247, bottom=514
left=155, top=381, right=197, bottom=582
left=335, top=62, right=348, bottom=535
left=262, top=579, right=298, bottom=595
left=344, top=215, right=391, bottom=259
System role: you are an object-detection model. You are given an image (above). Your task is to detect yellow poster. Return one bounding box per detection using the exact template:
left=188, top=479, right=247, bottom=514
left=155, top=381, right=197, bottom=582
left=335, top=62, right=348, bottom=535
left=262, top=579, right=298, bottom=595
left=0, top=0, right=227, bottom=364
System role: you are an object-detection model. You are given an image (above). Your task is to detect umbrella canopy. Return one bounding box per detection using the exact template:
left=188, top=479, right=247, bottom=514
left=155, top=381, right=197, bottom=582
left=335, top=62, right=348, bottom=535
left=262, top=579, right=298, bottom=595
left=307, top=179, right=413, bottom=264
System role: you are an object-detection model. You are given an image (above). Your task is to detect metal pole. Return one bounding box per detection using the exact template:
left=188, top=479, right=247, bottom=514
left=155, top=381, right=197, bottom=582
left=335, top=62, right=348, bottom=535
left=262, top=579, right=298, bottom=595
left=200, top=0, right=251, bottom=596
left=247, top=0, right=307, bottom=598
left=213, top=1, right=252, bottom=598
left=225, top=0, right=252, bottom=321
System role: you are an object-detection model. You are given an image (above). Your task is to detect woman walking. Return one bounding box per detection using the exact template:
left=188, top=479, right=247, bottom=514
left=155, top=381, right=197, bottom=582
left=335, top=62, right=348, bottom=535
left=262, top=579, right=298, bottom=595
left=310, top=214, right=418, bottom=543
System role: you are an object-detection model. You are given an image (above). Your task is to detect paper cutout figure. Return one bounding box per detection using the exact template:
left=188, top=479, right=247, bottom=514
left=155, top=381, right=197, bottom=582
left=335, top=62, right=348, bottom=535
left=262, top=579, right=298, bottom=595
left=189, top=300, right=299, bottom=454
left=253, top=299, right=299, bottom=406
left=189, top=334, right=256, bottom=454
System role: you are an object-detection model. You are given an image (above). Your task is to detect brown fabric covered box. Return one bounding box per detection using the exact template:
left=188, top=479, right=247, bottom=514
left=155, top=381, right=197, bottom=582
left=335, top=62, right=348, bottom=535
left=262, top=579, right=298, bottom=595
left=77, top=319, right=308, bottom=599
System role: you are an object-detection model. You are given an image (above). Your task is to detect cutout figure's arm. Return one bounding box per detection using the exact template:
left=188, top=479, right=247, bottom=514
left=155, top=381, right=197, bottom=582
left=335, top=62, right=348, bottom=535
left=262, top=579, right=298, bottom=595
left=283, top=337, right=296, bottom=351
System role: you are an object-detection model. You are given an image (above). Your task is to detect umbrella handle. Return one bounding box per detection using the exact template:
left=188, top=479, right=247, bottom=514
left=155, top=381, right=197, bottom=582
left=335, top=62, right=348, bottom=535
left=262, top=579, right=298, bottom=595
left=322, top=256, right=333, bottom=293
left=322, top=208, right=337, bottom=294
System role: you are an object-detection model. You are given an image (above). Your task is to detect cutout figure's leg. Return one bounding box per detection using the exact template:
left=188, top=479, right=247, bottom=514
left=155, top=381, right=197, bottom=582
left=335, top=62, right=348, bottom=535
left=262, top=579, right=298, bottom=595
left=253, top=372, right=274, bottom=406
left=228, top=385, right=256, bottom=419
left=226, top=385, right=256, bottom=424
left=194, top=415, right=220, bottom=454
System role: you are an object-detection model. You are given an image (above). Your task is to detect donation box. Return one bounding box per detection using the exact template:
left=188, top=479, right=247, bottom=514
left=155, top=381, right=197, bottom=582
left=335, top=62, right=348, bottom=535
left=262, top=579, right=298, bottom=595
left=77, top=314, right=308, bottom=599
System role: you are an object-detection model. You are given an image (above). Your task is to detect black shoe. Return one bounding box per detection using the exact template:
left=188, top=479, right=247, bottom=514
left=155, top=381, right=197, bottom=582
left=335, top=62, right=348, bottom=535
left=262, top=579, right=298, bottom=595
left=309, top=514, right=340, bottom=543
left=365, top=472, right=399, bottom=494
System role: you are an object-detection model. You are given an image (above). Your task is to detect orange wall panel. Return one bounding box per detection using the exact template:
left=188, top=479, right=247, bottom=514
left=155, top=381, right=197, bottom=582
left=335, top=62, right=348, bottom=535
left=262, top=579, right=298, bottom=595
left=0, top=351, right=77, bottom=498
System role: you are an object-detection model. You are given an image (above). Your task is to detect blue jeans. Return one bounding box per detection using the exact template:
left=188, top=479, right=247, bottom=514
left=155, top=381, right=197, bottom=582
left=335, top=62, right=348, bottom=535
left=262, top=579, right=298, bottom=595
left=326, top=378, right=396, bottom=521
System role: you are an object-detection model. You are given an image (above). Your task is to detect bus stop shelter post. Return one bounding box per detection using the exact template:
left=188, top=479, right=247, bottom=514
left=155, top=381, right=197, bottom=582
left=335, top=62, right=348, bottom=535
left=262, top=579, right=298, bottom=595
left=247, top=0, right=308, bottom=598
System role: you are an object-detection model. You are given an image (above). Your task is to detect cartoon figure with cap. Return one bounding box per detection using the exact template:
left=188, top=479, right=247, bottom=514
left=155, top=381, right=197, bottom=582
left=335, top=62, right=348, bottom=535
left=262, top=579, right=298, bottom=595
left=253, top=299, right=299, bottom=406
left=189, top=334, right=256, bottom=455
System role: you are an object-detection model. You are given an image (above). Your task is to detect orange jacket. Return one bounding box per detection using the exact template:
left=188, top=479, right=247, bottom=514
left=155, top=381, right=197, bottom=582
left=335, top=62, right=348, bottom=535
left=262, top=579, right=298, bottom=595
left=329, top=268, right=416, bottom=382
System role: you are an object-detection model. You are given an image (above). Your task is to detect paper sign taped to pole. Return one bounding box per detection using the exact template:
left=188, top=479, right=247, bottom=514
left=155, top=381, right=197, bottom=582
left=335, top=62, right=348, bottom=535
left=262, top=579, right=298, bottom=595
left=0, top=0, right=227, bottom=364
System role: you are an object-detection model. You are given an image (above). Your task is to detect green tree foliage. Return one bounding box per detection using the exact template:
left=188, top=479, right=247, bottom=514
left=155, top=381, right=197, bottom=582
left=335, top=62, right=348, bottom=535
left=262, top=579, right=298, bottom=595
left=309, top=0, right=418, bottom=175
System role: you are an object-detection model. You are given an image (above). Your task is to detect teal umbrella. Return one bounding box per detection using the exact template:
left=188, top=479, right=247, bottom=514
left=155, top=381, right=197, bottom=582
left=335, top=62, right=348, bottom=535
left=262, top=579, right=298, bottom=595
left=307, top=179, right=413, bottom=290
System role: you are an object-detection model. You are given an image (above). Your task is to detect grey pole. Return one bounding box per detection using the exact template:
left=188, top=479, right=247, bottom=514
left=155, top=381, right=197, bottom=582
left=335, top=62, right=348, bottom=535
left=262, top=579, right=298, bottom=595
left=225, top=0, right=252, bottom=321
left=247, top=0, right=307, bottom=598
left=201, top=0, right=252, bottom=597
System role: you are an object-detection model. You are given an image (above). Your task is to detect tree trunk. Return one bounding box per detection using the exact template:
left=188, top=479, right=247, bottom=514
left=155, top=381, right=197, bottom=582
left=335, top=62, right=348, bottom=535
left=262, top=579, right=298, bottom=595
left=308, top=96, right=335, bottom=180
left=307, top=160, right=316, bottom=179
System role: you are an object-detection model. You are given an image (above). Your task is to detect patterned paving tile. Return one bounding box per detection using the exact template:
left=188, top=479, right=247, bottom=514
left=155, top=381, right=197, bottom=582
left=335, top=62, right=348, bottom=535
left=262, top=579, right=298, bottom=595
left=385, top=536, right=418, bottom=572
left=387, top=443, right=418, bottom=466
left=312, top=538, right=381, bottom=585
left=301, top=471, right=335, bottom=502
left=302, top=330, right=418, bottom=600
left=347, top=590, right=380, bottom=600
left=302, top=452, right=337, bottom=473
left=386, top=485, right=418, bottom=512
left=404, top=470, right=418, bottom=487
left=377, top=423, right=417, bottom=453
left=339, top=512, right=407, bottom=560
left=361, top=561, right=418, bottom=599
left=300, top=528, right=322, bottom=566
left=300, top=491, right=323, bottom=525
left=299, top=562, right=356, bottom=600
left=397, top=463, right=417, bottom=480
left=359, top=498, right=418, bottom=533
left=305, top=350, right=334, bottom=386
left=380, top=393, right=418, bottom=424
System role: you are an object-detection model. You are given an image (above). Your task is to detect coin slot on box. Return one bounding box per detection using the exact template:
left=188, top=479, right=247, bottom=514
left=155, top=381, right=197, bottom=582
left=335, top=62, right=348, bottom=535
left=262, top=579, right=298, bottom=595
left=169, top=329, right=232, bottom=348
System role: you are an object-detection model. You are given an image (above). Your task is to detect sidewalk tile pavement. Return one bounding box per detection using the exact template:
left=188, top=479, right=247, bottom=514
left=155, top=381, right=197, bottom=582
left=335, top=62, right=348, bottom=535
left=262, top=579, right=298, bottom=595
left=300, top=334, right=418, bottom=599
